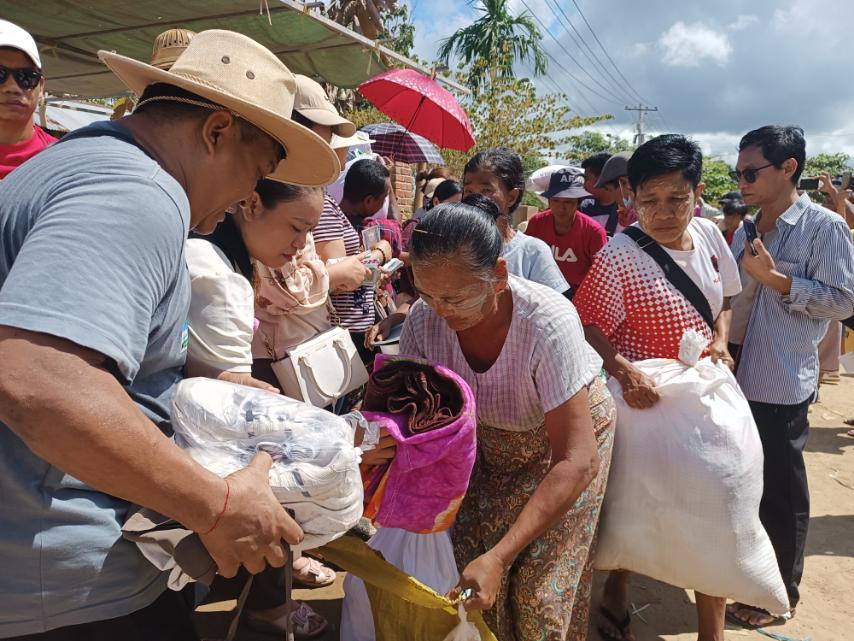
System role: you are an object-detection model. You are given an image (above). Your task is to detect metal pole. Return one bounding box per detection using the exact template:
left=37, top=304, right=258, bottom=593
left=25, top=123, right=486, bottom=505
left=625, top=104, right=659, bottom=147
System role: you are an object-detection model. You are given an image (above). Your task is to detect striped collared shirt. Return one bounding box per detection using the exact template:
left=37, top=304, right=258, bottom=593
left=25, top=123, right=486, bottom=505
left=731, top=193, right=854, bottom=404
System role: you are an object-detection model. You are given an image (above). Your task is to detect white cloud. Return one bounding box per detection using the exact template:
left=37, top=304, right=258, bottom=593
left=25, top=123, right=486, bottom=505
left=728, top=14, right=758, bottom=30
left=410, top=0, right=471, bottom=63
left=631, top=42, right=651, bottom=56
left=658, top=21, right=733, bottom=67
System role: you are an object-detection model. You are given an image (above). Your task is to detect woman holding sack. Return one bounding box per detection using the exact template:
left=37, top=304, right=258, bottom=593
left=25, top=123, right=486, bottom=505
left=572, top=135, right=742, bottom=641
left=186, top=179, right=395, bottom=638
left=399, top=202, right=615, bottom=641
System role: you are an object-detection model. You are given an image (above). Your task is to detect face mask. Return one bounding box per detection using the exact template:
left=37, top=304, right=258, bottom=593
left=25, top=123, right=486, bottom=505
left=619, top=185, right=632, bottom=209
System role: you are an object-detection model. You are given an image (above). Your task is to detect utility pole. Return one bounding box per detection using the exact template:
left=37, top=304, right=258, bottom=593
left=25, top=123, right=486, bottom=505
left=625, top=104, right=659, bottom=147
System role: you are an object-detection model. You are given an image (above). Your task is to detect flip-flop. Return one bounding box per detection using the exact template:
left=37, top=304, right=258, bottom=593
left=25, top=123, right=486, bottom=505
left=725, top=603, right=791, bottom=630
left=597, top=604, right=633, bottom=641
left=246, top=601, right=328, bottom=640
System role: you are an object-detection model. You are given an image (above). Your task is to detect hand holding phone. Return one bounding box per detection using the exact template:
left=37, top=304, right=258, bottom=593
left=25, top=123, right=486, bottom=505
left=742, top=219, right=759, bottom=256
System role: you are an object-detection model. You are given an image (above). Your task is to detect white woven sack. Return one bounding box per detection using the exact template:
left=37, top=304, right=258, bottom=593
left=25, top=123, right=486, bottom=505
left=526, top=164, right=569, bottom=192
left=596, top=357, right=789, bottom=615
left=172, top=378, right=364, bottom=552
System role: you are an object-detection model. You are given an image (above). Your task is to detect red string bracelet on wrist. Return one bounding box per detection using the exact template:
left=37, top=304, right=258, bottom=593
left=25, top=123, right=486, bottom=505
left=200, top=478, right=231, bottom=535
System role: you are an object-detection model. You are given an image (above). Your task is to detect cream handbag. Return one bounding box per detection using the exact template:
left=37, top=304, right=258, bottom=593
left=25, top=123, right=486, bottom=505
left=271, top=326, right=369, bottom=408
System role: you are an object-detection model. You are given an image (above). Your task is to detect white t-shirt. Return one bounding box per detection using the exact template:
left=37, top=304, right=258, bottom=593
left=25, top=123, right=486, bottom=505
left=185, top=238, right=255, bottom=373
left=662, top=216, right=742, bottom=319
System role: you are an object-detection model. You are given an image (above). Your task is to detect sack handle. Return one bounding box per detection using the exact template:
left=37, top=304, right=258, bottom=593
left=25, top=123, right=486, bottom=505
left=298, top=337, right=353, bottom=399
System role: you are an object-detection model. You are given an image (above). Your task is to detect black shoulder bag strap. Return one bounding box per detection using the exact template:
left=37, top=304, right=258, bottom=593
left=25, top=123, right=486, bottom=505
left=622, top=226, right=715, bottom=330
left=605, top=205, right=619, bottom=236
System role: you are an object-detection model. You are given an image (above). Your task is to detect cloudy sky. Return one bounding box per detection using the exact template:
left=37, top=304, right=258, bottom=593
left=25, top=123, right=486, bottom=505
left=407, top=0, right=854, bottom=165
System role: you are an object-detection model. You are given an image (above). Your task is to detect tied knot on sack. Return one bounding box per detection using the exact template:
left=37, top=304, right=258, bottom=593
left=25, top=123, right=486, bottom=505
left=442, top=603, right=480, bottom=641
left=678, top=329, right=706, bottom=367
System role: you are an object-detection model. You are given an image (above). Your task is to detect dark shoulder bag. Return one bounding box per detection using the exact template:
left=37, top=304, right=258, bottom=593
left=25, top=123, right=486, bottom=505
left=622, top=226, right=715, bottom=330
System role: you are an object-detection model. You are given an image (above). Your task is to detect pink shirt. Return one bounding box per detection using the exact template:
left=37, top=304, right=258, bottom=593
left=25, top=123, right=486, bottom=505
left=0, top=126, right=57, bottom=179
left=525, top=210, right=607, bottom=288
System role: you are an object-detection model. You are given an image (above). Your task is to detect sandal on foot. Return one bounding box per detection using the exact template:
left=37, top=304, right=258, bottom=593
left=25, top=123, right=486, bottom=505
left=725, top=603, right=791, bottom=630
left=597, top=605, right=633, bottom=641
left=246, top=601, right=328, bottom=640
left=293, top=556, right=336, bottom=588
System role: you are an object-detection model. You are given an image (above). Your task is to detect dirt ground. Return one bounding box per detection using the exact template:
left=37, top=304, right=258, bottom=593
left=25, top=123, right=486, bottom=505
left=195, top=375, right=854, bottom=641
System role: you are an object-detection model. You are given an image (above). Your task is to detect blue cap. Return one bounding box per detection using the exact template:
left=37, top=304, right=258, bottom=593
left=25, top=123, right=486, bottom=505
left=541, top=167, right=590, bottom=199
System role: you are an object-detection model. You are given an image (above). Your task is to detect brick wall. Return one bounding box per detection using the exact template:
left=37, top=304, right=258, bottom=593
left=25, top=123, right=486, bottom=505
left=391, top=161, right=413, bottom=220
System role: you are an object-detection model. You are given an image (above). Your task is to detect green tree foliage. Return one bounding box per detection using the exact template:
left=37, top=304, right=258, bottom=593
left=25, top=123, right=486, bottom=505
left=440, top=76, right=610, bottom=177
left=804, top=153, right=851, bottom=180
left=563, top=131, right=632, bottom=165
left=378, top=3, right=415, bottom=58
left=437, top=0, right=547, bottom=92
left=701, top=157, right=735, bottom=204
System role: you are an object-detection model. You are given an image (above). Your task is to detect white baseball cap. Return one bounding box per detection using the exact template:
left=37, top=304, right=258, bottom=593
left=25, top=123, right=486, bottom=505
left=331, top=131, right=375, bottom=150
left=0, top=20, right=41, bottom=68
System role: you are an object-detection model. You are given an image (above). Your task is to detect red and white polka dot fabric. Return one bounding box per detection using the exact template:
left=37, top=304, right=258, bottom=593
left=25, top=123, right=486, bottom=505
left=574, top=232, right=714, bottom=362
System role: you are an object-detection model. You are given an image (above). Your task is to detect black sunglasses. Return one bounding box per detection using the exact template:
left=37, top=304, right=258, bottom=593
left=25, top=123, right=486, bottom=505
left=0, top=65, right=43, bottom=91
left=729, top=163, right=775, bottom=184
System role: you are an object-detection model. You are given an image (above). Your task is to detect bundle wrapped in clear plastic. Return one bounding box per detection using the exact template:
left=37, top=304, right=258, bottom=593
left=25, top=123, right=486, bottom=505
left=172, top=378, right=364, bottom=551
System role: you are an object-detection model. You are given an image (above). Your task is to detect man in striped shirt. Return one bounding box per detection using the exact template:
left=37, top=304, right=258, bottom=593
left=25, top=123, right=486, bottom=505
left=726, top=126, right=854, bottom=629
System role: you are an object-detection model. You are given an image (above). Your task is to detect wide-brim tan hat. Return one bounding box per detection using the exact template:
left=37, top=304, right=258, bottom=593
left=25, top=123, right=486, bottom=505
left=150, top=28, right=196, bottom=70
left=99, top=29, right=340, bottom=187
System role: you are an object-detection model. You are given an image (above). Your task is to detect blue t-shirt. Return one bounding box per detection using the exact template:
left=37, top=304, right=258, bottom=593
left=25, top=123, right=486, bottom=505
left=502, top=231, right=569, bottom=293
left=579, top=197, right=620, bottom=236
left=0, top=121, right=191, bottom=636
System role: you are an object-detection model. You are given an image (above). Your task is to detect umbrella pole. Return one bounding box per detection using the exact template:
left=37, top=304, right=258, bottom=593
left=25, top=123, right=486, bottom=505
left=391, top=94, right=428, bottom=160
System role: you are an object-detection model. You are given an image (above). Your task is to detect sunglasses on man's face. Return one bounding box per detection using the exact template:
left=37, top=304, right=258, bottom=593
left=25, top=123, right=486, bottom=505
left=0, top=66, right=43, bottom=91
left=729, top=162, right=775, bottom=184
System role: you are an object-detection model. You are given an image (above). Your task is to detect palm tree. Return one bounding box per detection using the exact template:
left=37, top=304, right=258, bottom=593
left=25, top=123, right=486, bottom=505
left=437, top=0, right=547, bottom=91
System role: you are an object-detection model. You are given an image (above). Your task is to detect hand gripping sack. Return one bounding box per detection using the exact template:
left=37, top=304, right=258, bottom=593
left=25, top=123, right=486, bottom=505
left=171, top=378, right=363, bottom=552
left=596, top=357, right=789, bottom=615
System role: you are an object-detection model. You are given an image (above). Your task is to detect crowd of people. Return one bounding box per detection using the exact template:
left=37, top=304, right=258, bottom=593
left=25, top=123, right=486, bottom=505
left=1, top=17, right=853, bottom=641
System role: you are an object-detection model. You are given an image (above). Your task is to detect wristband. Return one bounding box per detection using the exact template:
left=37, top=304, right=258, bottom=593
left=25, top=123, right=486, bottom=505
left=200, top=478, right=231, bottom=535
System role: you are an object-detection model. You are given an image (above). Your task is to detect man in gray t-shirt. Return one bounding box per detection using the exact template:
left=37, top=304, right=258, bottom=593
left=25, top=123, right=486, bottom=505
left=0, top=30, right=340, bottom=639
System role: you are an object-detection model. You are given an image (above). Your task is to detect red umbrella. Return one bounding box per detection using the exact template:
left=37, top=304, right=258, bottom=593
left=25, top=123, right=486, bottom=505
left=358, top=69, right=475, bottom=152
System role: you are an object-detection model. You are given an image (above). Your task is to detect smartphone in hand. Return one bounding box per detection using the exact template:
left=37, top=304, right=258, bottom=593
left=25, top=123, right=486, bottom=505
left=742, top=219, right=759, bottom=256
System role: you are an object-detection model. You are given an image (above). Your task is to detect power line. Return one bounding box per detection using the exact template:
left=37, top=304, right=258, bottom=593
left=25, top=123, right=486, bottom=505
left=569, top=0, right=652, bottom=106
left=520, top=59, right=594, bottom=117
left=516, top=0, right=623, bottom=110
left=519, top=60, right=584, bottom=115
left=543, top=0, right=638, bottom=105
left=538, top=0, right=633, bottom=105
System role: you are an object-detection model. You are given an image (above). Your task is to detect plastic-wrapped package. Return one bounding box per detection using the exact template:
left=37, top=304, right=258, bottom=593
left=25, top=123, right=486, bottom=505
left=172, top=378, right=364, bottom=551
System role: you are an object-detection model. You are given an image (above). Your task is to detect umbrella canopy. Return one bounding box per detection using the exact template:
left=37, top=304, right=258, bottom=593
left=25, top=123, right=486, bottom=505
left=359, top=69, right=475, bottom=152
left=359, top=123, right=444, bottom=165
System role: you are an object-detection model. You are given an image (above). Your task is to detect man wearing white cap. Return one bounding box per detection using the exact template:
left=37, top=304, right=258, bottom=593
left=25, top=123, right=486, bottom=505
left=525, top=167, right=607, bottom=291
left=0, top=30, right=339, bottom=639
left=0, top=20, right=57, bottom=179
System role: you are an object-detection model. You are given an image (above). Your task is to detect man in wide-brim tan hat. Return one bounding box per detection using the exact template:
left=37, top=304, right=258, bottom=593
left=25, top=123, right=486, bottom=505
left=0, top=29, right=335, bottom=639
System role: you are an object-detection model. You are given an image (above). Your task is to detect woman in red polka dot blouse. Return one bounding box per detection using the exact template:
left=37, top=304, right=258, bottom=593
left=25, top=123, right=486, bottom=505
left=574, top=135, right=742, bottom=641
